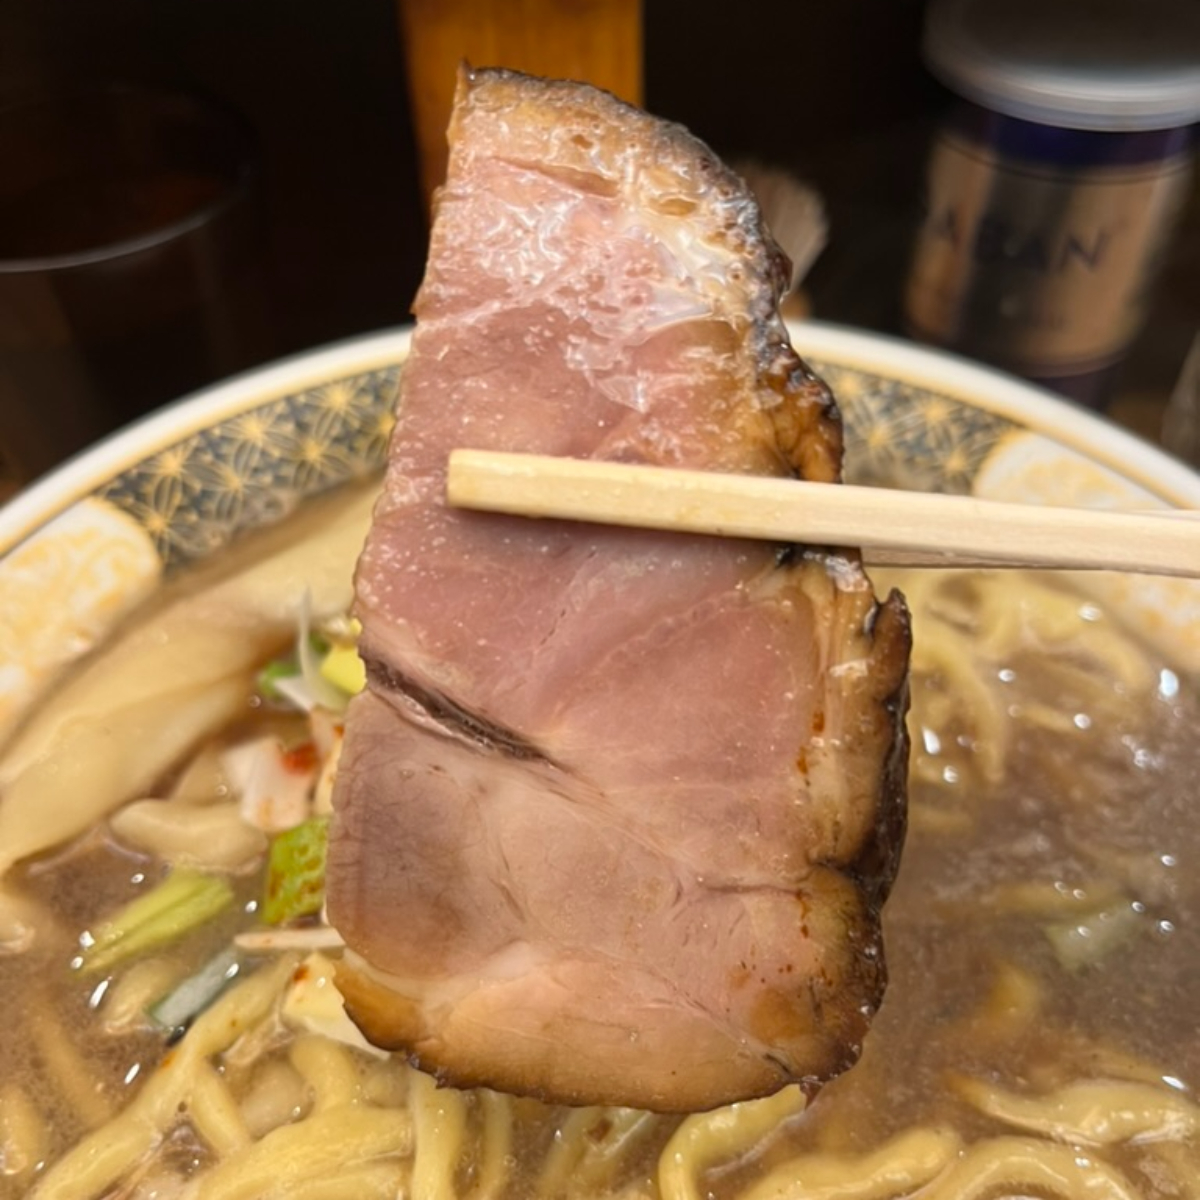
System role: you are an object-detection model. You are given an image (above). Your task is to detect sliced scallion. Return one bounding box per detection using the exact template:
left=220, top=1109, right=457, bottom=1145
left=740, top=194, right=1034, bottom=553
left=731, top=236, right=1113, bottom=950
left=78, top=870, right=235, bottom=975
left=262, top=817, right=330, bottom=926
left=148, top=945, right=241, bottom=1033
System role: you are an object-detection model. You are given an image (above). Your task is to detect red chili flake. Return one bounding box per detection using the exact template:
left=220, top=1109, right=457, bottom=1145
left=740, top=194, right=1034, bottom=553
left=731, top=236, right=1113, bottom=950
left=282, top=741, right=319, bottom=774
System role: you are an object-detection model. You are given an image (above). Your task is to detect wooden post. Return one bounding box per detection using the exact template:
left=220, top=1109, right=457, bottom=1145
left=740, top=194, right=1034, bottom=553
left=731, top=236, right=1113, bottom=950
left=398, top=0, right=643, bottom=213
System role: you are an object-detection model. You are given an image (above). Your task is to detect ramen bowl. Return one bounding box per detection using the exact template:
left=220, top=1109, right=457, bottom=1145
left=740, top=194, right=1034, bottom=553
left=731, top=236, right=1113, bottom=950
left=0, top=322, right=1197, bottom=1199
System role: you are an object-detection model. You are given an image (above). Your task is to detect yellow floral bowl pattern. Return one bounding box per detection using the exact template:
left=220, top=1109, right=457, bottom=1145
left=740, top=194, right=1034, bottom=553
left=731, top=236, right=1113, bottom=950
left=98, top=369, right=400, bottom=567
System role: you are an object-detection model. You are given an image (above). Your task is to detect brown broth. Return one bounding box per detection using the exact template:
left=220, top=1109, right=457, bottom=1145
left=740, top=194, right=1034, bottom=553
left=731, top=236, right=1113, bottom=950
left=0, top=575, right=1197, bottom=1199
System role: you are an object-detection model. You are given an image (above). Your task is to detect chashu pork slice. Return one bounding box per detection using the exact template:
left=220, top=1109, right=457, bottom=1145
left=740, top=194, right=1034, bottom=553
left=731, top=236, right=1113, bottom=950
left=327, top=67, right=911, bottom=1113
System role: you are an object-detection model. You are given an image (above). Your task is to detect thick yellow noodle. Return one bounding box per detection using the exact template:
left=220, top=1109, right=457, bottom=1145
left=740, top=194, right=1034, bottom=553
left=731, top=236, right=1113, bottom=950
left=879, top=569, right=1162, bottom=808
left=263, top=1161, right=407, bottom=1200
left=28, top=1005, right=114, bottom=1130
left=185, top=1104, right=411, bottom=1200
left=187, top=1060, right=252, bottom=1158
left=737, top=1126, right=960, bottom=1200
left=0, top=1082, right=50, bottom=1190
left=409, top=1066, right=470, bottom=1200
left=538, top=1106, right=662, bottom=1198
left=29, top=957, right=297, bottom=1200
left=289, top=1034, right=365, bottom=1113
left=918, top=1136, right=1141, bottom=1200
left=659, top=1087, right=807, bottom=1200
left=953, top=1076, right=1200, bottom=1146
left=471, top=1091, right=516, bottom=1200
left=569, top=1109, right=663, bottom=1196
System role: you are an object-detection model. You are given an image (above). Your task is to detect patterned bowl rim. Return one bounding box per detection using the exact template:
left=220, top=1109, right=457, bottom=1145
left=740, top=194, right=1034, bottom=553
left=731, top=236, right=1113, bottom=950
left=2, top=318, right=1198, bottom=561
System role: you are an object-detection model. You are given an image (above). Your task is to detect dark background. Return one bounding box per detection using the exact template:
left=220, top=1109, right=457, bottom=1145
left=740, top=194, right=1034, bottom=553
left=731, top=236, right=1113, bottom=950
left=2, top=0, right=1196, bottom=431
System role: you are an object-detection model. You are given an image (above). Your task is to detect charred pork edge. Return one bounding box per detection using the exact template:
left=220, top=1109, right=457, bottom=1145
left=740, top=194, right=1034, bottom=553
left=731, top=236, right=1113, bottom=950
left=853, top=590, right=912, bottom=908
left=336, top=948, right=851, bottom=1113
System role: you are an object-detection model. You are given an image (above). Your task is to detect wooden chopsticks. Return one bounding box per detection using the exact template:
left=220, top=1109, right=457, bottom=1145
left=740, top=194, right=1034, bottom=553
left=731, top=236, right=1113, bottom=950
left=446, top=449, right=1200, bottom=578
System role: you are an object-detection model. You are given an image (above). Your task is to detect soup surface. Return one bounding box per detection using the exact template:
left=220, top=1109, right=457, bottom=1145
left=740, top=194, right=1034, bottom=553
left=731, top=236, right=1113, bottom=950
left=0, top=502, right=1197, bottom=1200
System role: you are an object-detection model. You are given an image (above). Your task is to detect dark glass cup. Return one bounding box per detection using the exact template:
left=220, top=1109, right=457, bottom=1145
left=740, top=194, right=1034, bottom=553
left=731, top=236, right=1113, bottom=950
left=0, top=83, right=273, bottom=488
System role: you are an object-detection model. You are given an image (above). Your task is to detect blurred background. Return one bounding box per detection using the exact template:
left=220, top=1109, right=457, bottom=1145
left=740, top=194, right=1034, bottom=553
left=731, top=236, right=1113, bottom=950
left=0, top=0, right=1196, bottom=484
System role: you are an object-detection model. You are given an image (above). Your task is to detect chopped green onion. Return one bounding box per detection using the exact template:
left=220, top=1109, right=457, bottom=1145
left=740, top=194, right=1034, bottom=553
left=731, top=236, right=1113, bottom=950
left=259, top=606, right=361, bottom=711
left=263, top=817, right=329, bottom=926
left=273, top=674, right=326, bottom=714
left=149, top=945, right=241, bottom=1033
left=78, top=870, right=234, bottom=975
left=257, top=656, right=301, bottom=702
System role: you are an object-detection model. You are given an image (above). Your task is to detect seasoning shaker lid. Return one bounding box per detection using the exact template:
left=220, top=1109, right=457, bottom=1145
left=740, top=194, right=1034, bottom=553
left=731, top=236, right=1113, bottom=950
left=925, top=0, right=1200, bottom=131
